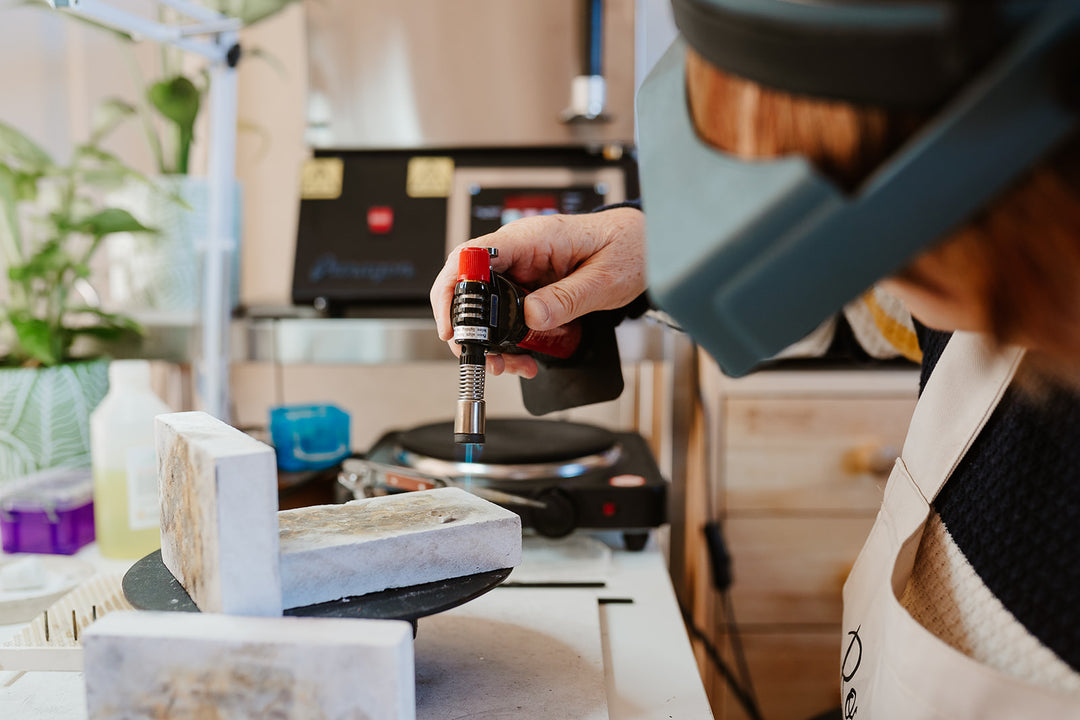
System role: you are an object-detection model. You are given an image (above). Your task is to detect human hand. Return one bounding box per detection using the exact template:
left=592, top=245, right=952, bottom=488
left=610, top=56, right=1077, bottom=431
left=430, top=207, right=646, bottom=378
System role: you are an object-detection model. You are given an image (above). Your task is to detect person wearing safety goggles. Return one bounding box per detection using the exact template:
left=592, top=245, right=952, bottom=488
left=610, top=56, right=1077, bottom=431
left=431, top=2, right=1080, bottom=717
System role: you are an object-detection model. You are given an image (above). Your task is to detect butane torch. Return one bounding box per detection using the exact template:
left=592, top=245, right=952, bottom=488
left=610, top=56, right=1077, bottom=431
left=451, top=246, right=583, bottom=444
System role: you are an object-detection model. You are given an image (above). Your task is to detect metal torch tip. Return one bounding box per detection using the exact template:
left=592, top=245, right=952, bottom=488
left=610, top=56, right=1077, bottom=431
left=454, top=398, right=485, bottom=445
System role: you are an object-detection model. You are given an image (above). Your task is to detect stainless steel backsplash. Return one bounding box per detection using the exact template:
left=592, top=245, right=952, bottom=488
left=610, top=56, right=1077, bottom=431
left=304, top=0, right=637, bottom=149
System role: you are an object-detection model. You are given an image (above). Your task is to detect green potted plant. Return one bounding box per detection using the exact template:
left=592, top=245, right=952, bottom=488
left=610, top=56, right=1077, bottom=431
left=36, top=0, right=300, bottom=317
left=0, top=116, right=151, bottom=485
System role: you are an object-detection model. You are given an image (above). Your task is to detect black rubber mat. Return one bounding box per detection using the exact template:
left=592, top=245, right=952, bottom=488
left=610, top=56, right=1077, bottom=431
left=123, top=549, right=511, bottom=628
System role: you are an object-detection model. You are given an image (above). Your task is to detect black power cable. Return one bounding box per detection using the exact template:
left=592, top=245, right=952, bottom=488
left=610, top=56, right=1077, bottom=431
left=679, top=600, right=765, bottom=720
left=721, top=590, right=759, bottom=710
left=692, top=374, right=764, bottom=719
left=703, top=521, right=762, bottom=712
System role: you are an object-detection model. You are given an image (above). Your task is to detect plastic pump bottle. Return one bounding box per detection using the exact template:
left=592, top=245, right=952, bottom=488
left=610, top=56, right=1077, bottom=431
left=90, top=360, right=171, bottom=558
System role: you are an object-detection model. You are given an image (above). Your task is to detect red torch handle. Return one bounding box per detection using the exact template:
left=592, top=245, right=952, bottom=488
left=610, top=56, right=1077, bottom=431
left=517, top=323, right=583, bottom=359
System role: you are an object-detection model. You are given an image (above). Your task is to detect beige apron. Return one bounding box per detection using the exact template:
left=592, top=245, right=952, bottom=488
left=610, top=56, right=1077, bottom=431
left=840, top=331, right=1080, bottom=719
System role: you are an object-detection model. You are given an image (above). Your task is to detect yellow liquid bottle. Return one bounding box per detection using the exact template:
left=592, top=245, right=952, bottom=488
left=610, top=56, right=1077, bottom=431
left=90, top=361, right=171, bottom=559
left=92, top=468, right=161, bottom=559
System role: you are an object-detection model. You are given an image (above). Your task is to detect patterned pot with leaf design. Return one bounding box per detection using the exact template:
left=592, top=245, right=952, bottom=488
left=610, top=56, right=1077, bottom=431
left=0, top=359, right=108, bottom=485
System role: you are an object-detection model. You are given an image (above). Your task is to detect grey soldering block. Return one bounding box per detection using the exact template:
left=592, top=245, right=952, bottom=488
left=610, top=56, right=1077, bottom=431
left=83, top=610, right=415, bottom=720
left=155, top=411, right=283, bottom=617
left=278, top=487, right=522, bottom=609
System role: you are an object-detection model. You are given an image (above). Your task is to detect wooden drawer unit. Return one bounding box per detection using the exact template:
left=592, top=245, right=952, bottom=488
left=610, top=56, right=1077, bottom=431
left=705, top=632, right=843, bottom=720
left=724, top=396, right=917, bottom=513
left=726, top=516, right=877, bottom=626
left=686, top=360, right=919, bottom=720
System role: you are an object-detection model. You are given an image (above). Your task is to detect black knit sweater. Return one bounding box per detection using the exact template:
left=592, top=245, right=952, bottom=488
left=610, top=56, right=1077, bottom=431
left=919, top=324, right=1080, bottom=671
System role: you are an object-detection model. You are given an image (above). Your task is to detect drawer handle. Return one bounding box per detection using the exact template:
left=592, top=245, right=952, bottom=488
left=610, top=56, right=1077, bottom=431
left=843, top=443, right=898, bottom=477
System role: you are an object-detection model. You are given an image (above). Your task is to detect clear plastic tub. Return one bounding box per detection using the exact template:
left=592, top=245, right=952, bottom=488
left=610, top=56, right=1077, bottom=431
left=0, top=467, right=95, bottom=555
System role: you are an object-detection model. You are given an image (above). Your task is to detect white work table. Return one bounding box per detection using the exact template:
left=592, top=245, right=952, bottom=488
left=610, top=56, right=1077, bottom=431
left=592, top=535, right=716, bottom=719
left=1, top=531, right=713, bottom=719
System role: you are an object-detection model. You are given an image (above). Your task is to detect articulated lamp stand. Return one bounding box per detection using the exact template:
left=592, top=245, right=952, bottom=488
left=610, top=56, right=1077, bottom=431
left=51, top=0, right=240, bottom=421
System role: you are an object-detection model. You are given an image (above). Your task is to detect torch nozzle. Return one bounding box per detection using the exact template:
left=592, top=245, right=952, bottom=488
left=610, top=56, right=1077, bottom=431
left=455, top=398, right=485, bottom=444
left=454, top=347, right=486, bottom=444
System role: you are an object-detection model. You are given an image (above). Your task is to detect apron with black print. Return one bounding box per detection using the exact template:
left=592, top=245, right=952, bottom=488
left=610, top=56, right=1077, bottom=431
left=839, top=331, right=1080, bottom=719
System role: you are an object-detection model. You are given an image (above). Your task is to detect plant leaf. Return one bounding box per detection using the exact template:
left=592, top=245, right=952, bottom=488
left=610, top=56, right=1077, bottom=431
left=245, top=46, right=288, bottom=78
left=149, top=76, right=200, bottom=174
left=90, top=98, right=137, bottom=145
left=74, top=145, right=159, bottom=192
left=75, top=208, right=154, bottom=238
left=13, top=170, right=38, bottom=202
left=78, top=308, right=143, bottom=332
left=8, top=312, right=62, bottom=366
left=202, top=0, right=299, bottom=26
left=8, top=238, right=69, bottom=281
left=66, top=325, right=127, bottom=341
left=238, top=118, right=272, bottom=161
left=0, top=163, right=23, bottom=264
left=67, top=308, right=143, bottom=343
left=148, top=76, right=201, bottom=131
left=0, top=119, right=52, bottom=171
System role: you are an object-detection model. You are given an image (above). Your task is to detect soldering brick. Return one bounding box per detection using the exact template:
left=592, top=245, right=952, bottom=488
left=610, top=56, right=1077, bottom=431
left=278, top=487, right=521, bottom=609
left=83, top=611, right=415, bottom=720
left=155, top=411, right=282, bottom=616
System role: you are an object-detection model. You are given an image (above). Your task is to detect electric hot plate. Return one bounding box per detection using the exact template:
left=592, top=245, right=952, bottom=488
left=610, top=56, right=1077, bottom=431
left=361, top=418, right=667, bottom=548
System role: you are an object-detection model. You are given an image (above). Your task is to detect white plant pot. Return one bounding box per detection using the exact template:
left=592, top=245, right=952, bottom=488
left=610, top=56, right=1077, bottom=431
left=0, top=360, right=109, bottom=485
left=106, top=175, right=242, bottom=319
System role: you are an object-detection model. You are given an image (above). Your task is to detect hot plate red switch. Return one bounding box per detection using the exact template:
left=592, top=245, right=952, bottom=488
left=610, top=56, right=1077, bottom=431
left=602, top=501, right=617, bottom=518
left=367, top=206, right=394, bottom=234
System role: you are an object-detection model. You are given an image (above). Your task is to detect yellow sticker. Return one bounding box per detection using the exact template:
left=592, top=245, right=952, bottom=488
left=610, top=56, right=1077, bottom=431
left=406, top=156, right=455, bottom=198
left=300, top=157, right=344, bottom=200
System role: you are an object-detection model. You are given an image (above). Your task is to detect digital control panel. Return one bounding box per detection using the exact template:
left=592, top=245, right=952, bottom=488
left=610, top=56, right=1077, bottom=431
left=469, top=186, right=607, bottom=239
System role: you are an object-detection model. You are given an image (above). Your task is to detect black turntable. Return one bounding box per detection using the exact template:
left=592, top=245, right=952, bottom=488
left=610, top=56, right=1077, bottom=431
left=359, top=418, right=667, bottom=550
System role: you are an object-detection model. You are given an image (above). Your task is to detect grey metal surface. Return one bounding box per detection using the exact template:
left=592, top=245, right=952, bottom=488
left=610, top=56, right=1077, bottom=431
left=338, top=458, right=546, bottom=508
left=235, top=316, right=671, bottom=365
left=92, top=314, right=671, bottom=365
left=77, top=314, right=201, bottom=364
left=304, top=0, right=637, bottom=149
left=397, top=445, right=623, bottom=484
left=238, top=317, right=451, bottom=364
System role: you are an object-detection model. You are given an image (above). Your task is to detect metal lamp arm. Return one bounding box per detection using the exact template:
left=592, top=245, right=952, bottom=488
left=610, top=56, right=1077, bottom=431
left=47, top=0, right=240, bottom=61
left=50, top=0, right=240, bottom=421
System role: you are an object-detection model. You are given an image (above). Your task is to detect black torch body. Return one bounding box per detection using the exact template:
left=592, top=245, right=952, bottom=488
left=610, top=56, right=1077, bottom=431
left=450, top=246, right=584, bottom=445
left=451, top=269, right=492, bottom=444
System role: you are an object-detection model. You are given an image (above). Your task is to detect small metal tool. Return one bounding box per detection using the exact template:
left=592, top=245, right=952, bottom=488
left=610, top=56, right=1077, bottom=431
left=338, top=458, right=546, bottom=509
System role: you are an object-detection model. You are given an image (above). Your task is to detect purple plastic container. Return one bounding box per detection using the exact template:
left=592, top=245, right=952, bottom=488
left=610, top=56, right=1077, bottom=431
left=0, top=467, right=95, bottom=555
